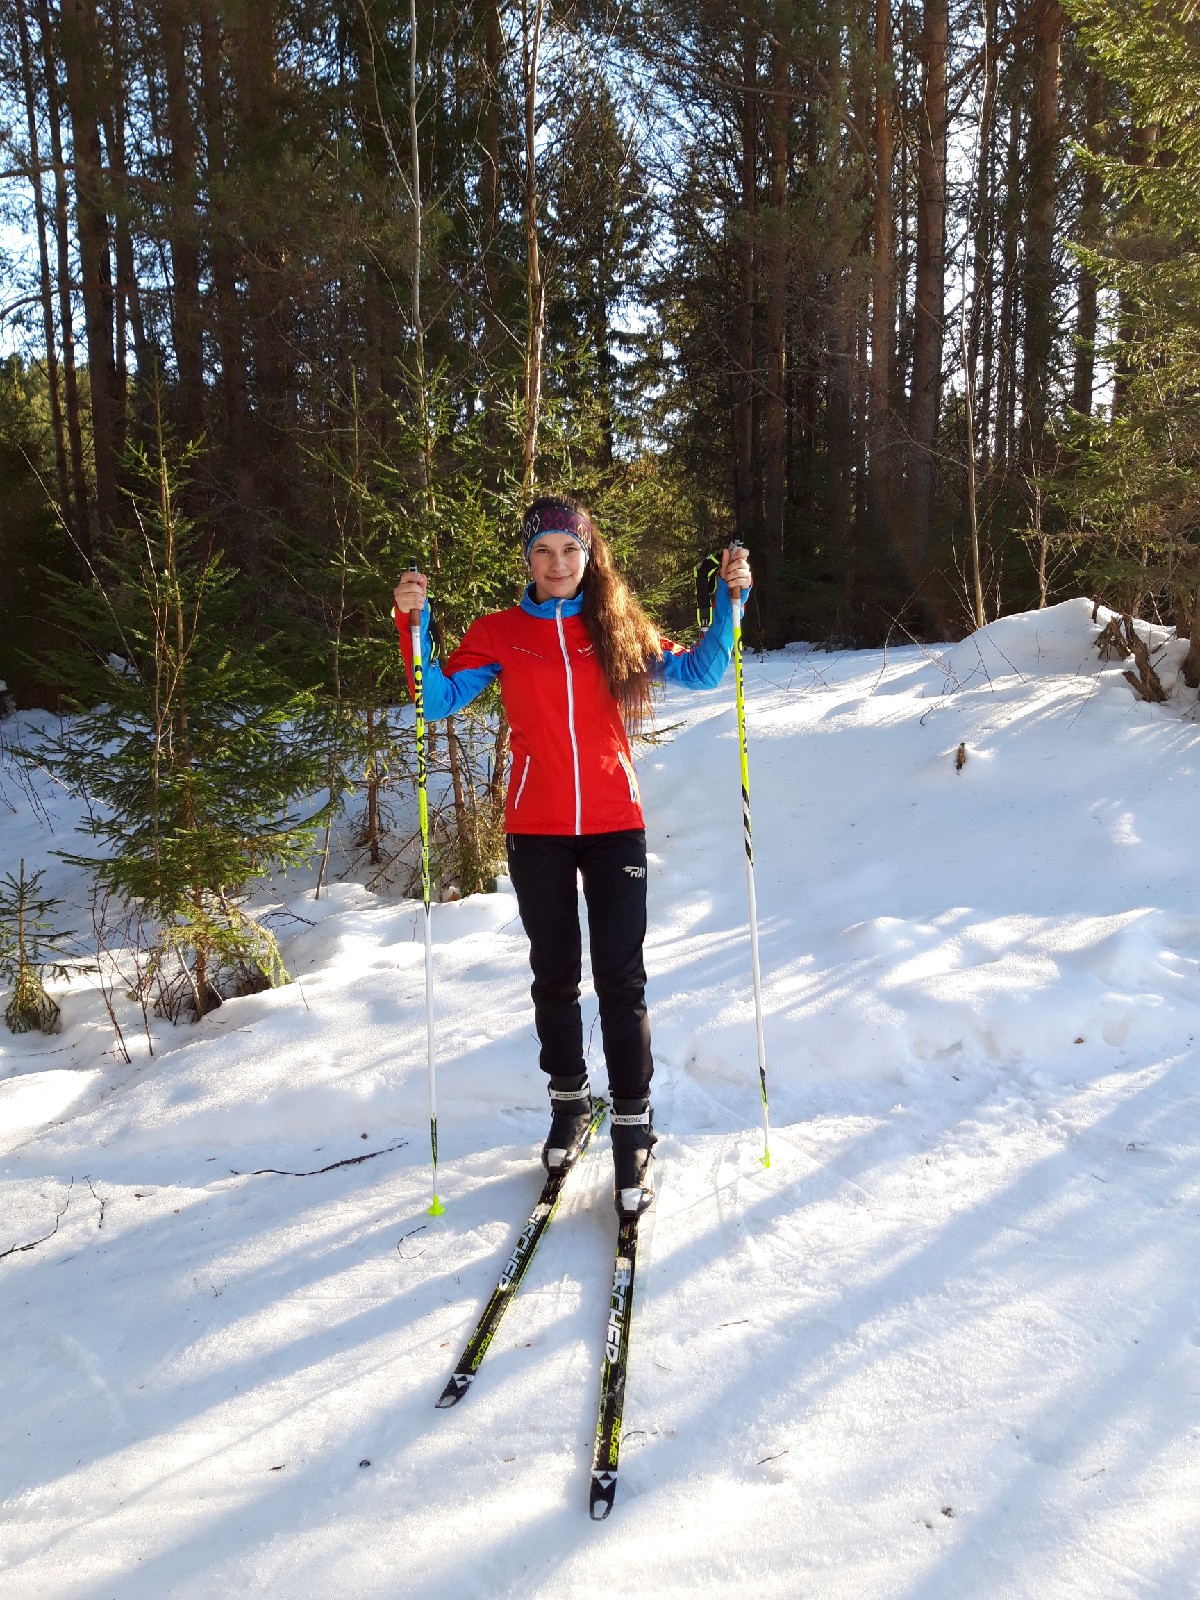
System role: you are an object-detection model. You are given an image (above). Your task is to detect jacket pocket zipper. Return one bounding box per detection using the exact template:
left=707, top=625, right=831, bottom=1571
left=513, top=754, right=531, bottom=810
left=618, top=753, right=639, bottom=803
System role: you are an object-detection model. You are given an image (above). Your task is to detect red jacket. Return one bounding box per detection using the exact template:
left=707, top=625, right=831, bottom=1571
left=398, top=593, right=641, bottom=834
left=396, top=582, right=740, bottom=836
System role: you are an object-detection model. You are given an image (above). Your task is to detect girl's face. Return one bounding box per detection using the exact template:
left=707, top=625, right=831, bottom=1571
left=527, top=533, right=587, bottom=603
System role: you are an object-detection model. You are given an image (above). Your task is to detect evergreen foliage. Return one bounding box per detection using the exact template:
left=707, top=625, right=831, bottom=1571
left=31, top=426, right=329, bottom=1019
left=1061, top=3, right=1200, bottom=641
left=2, top=0, right=1149, bottom=666
left=6, top=0, right=1196, bottom=914
left=284, top=393, right=415, bottom=890
left=543, top=76, right=657, bottom=465
left=0, top=357, right=74, bottom=704
left=366, top=376, right=527, bottom=896
left=0, top=859, right=72, bottom=1035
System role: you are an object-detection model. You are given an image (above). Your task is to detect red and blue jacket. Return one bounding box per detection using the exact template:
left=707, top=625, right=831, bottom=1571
left=396, top=580, right=744, bottom=836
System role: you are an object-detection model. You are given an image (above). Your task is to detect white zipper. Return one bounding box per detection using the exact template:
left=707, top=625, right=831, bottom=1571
left=513, top=754, right=531, bottom=810
left=555, top=601, right=582, bottom=834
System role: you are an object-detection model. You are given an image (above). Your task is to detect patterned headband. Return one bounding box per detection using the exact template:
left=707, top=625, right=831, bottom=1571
left=522, top=502, right=594, bottom=560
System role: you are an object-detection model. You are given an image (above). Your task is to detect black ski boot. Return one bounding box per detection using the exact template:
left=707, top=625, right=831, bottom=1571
left=611, top=1097, right=656, bottom=1218
left=543, top=1075, right=593, bottom=1172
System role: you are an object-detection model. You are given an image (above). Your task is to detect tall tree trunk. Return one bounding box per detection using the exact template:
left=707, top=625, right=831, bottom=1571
left=961, top=0, right=998, bottom=623
left=161, top=0, right=205, bottom=443
left=480, top=0, right=504, bottom=450
left=855, top=275, right=870, bottom=559
left=405, top=0, right=468, bottom=858
left=869, top=0, right=896, bottom=555
left=1112, top=119, right=1158, bottom=416
left=229, top=0, right=288, bottom=538
left=826, top=4, right=854, bottom=611
left=850, top=3, right=874, bottom=611
left=961, top=313, right=986, bottom=627
left=349, top=0, right=395, bottom=443
left=406, top=0, right=436, bottom=514
left=37, top=0, right=89, bottom=555
left=968, top=0, right=998, bottom=471
left=829, top=279, right=855, bottom=619
left=762, top=27, right=789, bottom=606
left=595, top=291, right=616, bottom=470
left=1022, top=0, right=1064, bottom=472
left=995, top=83, right=1023, bottom=482
left=60, top=0, right=119, bottom=540
left=733, top=10, right=759, bottom=546
left=197, top=0, right=251, bottom=519
left=477, top=0, right=509, bottom=829
left=521, top=0, right=546, bottom=490
left=1072, top=65, right=1105, bottom=417
left=102, top=0, right=146, bottom=449
left=895, top=6, right=913, bottom=402
left=16, top=1, right=71, bottom=526
left=904, top=0, right=948, bottom=578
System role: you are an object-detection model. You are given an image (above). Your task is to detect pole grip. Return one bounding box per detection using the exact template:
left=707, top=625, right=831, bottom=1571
left=725, top=539, right=748, bottom=601
left=407, top=561, right=422, bottom=629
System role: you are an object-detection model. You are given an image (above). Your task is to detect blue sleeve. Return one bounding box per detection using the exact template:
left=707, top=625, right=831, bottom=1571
left=655, top=579, right=749, bottom=691
left=400, top=603, right=501, bottom=719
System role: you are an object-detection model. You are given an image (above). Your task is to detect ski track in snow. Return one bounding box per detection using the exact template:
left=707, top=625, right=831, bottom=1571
left=2, top=598, right=1200, bottom=1598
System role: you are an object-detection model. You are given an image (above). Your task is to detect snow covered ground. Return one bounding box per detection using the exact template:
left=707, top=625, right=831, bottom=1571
left=2, top=597, right=1199, bottom=1599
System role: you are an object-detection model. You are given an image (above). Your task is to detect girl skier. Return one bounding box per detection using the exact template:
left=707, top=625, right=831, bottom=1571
left=393, top=495, right=752, bottom=1218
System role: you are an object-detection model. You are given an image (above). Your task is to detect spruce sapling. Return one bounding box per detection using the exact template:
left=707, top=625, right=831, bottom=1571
left=0, top=860, right=73, bottom=1034
left=32, top=428, right=329, bottom=1020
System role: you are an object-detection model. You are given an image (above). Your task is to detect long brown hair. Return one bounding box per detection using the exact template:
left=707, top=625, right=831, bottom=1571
left=525, top=495, right=661, bottom=732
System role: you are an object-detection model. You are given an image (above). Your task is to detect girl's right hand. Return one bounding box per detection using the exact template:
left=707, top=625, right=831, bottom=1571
left=393, top=570, right=428, bottom=617
left=720, top=544, right=752, bottom=597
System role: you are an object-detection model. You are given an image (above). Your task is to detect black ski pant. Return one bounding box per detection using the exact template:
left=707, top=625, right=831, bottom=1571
left=505, top=829, right=653, bottom=1102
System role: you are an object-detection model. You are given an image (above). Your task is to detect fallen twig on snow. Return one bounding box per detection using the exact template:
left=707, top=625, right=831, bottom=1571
left=1, top=1180, right=74, bottom=1261
left=85, top=1174, right=107, bottom=1229
left=229, top=1139, right=408, bottom=1178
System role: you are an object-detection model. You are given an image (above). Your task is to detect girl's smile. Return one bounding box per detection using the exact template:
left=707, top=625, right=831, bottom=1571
left=528, top=533, right=587, bottom=603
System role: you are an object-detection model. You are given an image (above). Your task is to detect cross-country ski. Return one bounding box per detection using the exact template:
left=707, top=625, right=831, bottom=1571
left=436, top=1099, right=607, bottom=1407
left=589, top=1213, right=642, bottom=1520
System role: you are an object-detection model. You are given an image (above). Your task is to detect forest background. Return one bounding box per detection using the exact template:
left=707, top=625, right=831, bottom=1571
left=0, top=1, right=1198, bottom=1001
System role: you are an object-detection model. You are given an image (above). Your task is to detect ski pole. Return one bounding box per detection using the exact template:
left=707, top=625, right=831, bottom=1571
left=727, top=540, right=771, bottom=1169
left=409, top=565, right=445, bottom=1216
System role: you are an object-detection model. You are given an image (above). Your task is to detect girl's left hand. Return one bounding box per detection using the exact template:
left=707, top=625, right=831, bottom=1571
left=720, top=545, right=752, bottom=596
